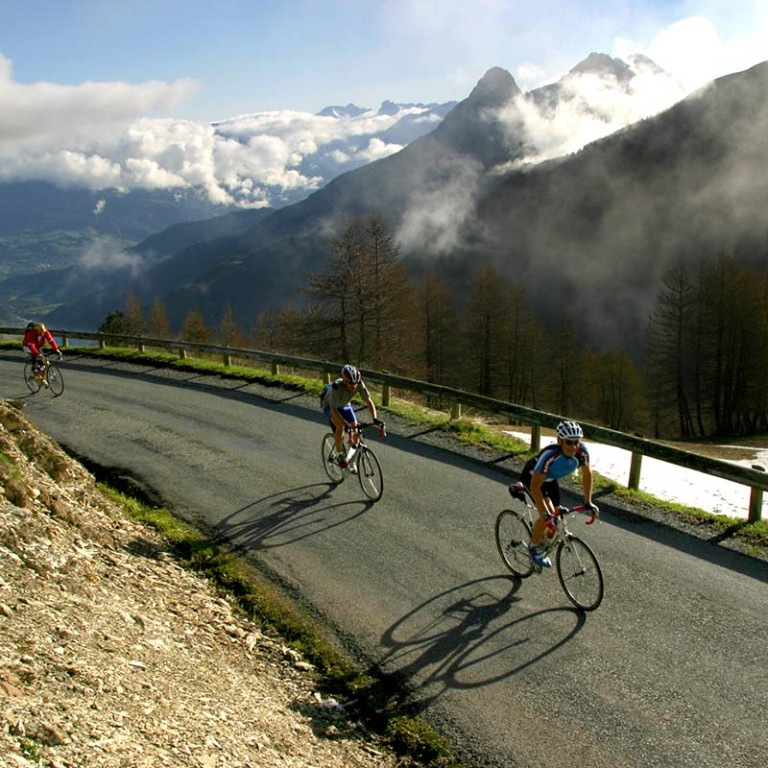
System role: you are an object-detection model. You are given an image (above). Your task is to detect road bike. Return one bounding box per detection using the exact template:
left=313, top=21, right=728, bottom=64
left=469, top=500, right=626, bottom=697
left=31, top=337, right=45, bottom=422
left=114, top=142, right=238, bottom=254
left=495, top=481, right=604, bottom=611
left=321, top=421, right=386, bottom=502
left=24, top=351, right=64, bottom=397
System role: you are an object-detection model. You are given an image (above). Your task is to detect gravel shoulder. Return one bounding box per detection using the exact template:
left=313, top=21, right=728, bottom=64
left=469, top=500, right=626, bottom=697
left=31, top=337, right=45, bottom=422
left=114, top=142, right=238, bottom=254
left=0, top=397, right=399, bottom=768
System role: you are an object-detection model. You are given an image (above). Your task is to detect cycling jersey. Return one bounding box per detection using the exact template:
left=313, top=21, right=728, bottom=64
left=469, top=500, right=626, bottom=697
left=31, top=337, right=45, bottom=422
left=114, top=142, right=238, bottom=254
left=22, top=326, right=60, bottom=358
left=530, top=442, right=590, bottom=481
left=321, top=377, right=371, bottom=410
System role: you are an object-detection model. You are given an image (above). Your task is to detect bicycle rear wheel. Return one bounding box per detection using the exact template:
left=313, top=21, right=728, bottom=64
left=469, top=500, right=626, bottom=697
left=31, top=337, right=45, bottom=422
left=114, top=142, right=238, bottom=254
left=556, top=535, right=604, bottom=611
left=357, top=446, right=383, bottom=501
left=321, top=433, right=345, bottom=484
left=24, top=362, right=41, bottom=393
left=46, top=364, right=64, bottom=397
left=495, top=509, right=534, bottom=578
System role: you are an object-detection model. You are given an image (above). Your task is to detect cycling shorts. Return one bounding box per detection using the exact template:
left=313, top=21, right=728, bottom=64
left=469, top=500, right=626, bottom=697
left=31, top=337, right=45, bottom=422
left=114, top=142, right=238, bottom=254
left=324, top=404, right=356, bottom=427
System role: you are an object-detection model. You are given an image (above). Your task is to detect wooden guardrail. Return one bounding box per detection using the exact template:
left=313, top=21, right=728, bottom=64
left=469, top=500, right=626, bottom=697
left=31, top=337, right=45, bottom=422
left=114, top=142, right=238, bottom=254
left=3, top=326, right=766, bottom=521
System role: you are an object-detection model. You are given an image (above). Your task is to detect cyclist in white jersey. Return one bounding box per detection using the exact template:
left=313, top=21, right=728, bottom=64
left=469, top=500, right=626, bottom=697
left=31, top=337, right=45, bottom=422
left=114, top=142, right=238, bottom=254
left=320, top=364, right=382, bottom=468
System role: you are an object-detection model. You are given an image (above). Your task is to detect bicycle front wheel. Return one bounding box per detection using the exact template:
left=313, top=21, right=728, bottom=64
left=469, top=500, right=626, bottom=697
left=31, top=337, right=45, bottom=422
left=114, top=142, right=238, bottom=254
left=495, top=509, right=534, bottom=578
left=46, top=364, right=64, bottom=397
left=321, top=433, right=345, bottom=484
left=556, top=535, right=604, bottom=611
left=24, top=363, right=41, bottom=393
left=357, top=446, right=383, bottom=501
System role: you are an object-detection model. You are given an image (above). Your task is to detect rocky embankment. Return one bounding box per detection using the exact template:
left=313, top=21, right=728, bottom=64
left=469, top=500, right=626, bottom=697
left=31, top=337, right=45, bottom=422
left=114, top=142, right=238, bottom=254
left=0, top=399, right=398, bottom=768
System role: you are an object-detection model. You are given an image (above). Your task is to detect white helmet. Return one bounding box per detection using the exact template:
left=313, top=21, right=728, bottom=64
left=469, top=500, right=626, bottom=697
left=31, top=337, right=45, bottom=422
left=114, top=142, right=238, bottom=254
left=556, top=420, right=583, bottom=440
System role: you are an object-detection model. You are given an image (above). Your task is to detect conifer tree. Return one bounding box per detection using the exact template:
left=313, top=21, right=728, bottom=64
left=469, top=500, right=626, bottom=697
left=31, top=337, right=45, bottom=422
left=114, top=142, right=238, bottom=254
left=180, top=308, right=211, bottom=347
left=148, top=298, right=173, bottom=339
left=124, top=292, right=146, bottom=336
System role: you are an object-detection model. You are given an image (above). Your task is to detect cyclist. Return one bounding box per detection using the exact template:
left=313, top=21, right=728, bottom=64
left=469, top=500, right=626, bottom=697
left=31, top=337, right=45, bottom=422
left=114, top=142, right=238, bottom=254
left=521, top=420, right=598, bottom=567
left=321, top=364, right=382, bottom=468
left=22, top=322, right=63, bottom=377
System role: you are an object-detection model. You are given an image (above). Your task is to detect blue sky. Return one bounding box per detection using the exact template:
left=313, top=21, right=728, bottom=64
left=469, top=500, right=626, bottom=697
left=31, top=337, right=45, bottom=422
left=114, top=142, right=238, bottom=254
left=2, top=0, right=765, bottom=120
left=0, top=0, right=765, bottom=210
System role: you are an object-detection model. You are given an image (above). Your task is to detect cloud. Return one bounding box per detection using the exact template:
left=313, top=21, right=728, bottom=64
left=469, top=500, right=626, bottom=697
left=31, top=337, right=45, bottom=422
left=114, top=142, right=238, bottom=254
left=497, top=57, right=688, bottom=167
left=0, top=51, right=427, bottom=207
left=77, top=239, right=145, bottom=276
left=615, top=15, right=768, bottom=93
left=396, top=155, right=483, bottom=256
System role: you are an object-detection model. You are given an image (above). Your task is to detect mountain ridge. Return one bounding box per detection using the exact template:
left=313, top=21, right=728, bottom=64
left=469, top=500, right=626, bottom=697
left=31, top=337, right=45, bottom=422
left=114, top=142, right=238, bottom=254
left=37, top=54, right=768, bottom=360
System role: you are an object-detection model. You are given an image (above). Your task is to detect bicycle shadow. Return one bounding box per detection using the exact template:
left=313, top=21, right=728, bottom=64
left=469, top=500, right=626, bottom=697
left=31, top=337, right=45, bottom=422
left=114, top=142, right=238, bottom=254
left=213, top=483, right=375, bottom=552
left=377, top=575, right=586, bottom=712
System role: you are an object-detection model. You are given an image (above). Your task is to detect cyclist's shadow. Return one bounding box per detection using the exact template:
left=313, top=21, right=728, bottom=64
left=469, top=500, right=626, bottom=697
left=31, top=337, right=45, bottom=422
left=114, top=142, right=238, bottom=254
left=378, top=575, right=587, bottom=711
left=214, top=482, right=374, bottom=552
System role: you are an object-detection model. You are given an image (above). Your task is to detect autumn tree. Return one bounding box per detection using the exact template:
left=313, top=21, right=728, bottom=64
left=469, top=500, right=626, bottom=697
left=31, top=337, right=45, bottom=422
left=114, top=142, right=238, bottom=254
left=499, top=287, right=546, bottom=408
left=180, top=308, right=211, bottom=348
left=305, top=213, right=417, bottom=371
left=588, top=348, right=647, bottom=432
left=147, top=298, right=173, bottom=339
left=124, top=292, right=146, bottom=336
left=415, top=269, right=457, bottom=386
left=645, top=259, right=698, bottom=438
left=99, top=311, right=127, bottom=336
left=547, top=309, right=585, bottom=416
left=698, top=253, right=768, bottom=435
left=462, top=262, right=509, bottom=396
left=219, top=300, right=248, bottom=348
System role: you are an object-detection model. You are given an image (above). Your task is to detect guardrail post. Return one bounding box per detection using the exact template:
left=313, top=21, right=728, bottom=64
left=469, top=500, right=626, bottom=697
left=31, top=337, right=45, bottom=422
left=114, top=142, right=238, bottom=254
left=137, top=341, right=146, bottom=352
left=271, top=362, right=280, bottom=376
left=223, top=352, right=232, bottom=366
left=629, top=452, right=643, bottom=491
left=749, top=465, right=765, bottom=523
left=178, top=348, right=187, bottom=359
left=99, top=339, right=106, bottom=349
left=382, top=382, right=391, bottom=407
left=61, top=335, right=69, bottom=348
left=530, top=425, right=541, bottom=451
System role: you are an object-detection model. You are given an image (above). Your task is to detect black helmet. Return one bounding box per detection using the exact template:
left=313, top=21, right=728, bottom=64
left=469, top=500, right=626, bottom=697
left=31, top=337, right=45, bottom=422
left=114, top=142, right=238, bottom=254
left=341, top=364, right=361, bottom=385
left=26, top=322, right=35, bottom=330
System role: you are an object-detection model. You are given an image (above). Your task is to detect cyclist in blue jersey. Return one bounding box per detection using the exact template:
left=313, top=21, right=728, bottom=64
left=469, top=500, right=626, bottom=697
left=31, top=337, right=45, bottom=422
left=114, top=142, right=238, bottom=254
left=521, top=420, right=598, bottom=567
left=320, top=364, right=382, bottom=468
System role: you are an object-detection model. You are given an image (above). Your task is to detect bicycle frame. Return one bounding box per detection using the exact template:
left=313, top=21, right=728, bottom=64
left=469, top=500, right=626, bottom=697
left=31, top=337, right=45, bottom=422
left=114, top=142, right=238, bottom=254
left=343, top=421, right=385, bottom=457
left=498, top=481, right=604, bottom=610
left=509, top=481, right=597, bottom=539
left=321, top=421, right=386, bottom=502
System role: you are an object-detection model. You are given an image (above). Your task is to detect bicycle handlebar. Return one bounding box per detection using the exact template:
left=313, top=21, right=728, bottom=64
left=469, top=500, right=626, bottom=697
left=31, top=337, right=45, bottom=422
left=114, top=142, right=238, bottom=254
left=352, top=421, right=387, bottom=439
left=565, top=504, right=599, bottom=525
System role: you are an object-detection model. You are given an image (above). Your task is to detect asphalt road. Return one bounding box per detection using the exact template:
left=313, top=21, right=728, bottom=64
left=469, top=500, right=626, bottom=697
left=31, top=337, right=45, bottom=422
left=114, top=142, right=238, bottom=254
left=2, top=352, right=768, bottom=768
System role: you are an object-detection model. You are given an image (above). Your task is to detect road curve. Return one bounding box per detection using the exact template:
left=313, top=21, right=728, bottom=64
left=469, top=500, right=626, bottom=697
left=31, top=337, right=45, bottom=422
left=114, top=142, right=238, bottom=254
left=2, top=352, right=767, bottom=768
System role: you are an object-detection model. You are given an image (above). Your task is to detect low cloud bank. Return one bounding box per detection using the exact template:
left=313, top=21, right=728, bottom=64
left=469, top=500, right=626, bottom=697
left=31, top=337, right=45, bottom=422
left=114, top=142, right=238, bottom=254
left=0, top=52, right=414, bottom=207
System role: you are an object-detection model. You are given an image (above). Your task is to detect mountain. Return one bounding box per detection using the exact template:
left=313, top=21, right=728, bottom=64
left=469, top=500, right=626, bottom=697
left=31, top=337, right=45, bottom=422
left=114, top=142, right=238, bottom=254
left=455, top=59, right=768, bottom=350
left=49, top=52, right=764, bottom=355
left=0, top=182, right=237, bottom=241
left=0, top=99, right=456, bottom=324
left=209, top=99, right=458, bottom=206
left=45, top=67, right=525, bottom=329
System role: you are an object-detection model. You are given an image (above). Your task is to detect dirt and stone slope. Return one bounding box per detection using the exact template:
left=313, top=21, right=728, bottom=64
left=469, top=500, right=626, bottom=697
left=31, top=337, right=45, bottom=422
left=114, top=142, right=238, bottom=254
left=0, top=398, right=398, bottom=768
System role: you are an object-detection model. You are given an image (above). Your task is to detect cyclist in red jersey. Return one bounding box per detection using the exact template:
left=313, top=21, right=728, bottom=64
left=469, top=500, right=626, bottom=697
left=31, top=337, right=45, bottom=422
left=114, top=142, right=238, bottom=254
left=22, top=322, right=62, bottom=373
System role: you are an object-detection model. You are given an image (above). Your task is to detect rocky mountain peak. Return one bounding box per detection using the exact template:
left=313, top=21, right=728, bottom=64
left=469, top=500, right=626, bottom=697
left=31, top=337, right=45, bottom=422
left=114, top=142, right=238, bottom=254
left=468, top=66, right=522, bottom=106
left=569, top=52, right=633, bottom=82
